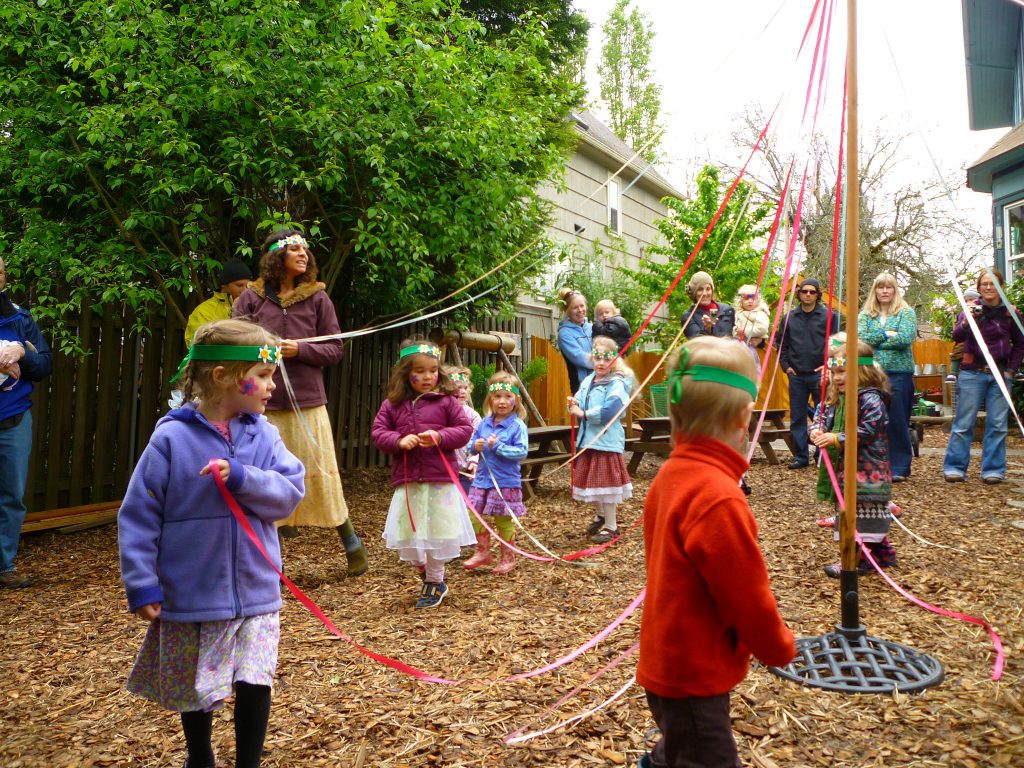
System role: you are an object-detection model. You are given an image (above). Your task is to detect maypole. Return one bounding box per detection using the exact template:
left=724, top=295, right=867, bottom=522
left=769, top=0, right=943, bottom=694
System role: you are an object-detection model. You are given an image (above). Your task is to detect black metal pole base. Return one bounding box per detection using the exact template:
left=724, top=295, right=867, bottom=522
left=769, top=629, right=944, bottom=693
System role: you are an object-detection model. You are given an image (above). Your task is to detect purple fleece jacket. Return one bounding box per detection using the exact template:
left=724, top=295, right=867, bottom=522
left=371, top=392, right=473, bottom=487
left=118, top=404, right=305, bottom=622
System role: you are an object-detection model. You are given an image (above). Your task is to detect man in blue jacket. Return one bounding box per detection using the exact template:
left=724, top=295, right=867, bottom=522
left=0, top=258, right=53, bottom=587
left=775, top=278, right=840, bottom=469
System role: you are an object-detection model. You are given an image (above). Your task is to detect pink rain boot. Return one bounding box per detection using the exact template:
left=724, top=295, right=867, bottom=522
left=491, top=542, right=517, bottom=575
left=463, top=530, right=493, bottom=570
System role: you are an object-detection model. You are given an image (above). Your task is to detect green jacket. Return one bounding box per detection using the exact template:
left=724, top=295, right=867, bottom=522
left=184, top=292, right=233, bottom=347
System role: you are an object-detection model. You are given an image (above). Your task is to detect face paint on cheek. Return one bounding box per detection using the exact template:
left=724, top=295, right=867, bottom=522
left=239, top=378, right=257, bottom=396
left=411, top=375, right=419, bottom=386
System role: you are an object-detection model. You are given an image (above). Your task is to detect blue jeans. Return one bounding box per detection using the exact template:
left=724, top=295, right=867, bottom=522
left=943, top=369, right=1010, bottom=479
left=887, top=372, right=915, bottom=477
left=0, top=410, right=32, bottom=573
left=788, top=371, right=823, bottom=463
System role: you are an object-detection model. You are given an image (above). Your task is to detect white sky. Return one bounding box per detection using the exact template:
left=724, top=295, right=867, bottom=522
left=578, top=0, right=1004, bottom=234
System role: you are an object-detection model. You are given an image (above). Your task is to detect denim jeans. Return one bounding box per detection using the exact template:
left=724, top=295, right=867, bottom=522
left=887, top=372, right=915, bottom=478
left=0, top=410, right=32, bottom=573
left=787, top=371, right=823, bottom=463
left=943, top=369, right=1010, bottom=479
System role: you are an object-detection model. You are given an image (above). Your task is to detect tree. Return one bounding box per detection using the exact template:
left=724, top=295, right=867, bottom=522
left=597, top=0, right=662, bottom=162
left=0, top=0, right=581, bottom=351
left=459, top=0, right=589, bottom=68
left=730, top=107, right=990, bottom=312
left=625, top=165, right=773, bottom=345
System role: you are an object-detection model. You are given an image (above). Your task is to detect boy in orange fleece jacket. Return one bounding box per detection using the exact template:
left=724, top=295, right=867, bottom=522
left=638, top=336, right=796, bottom=768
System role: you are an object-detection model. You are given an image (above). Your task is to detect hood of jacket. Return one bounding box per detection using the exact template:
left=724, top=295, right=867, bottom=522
left=246, top=276, right=326, bottom=308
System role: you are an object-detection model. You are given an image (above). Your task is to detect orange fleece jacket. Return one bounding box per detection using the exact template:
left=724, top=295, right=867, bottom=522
left=637, top=435, right=796, bottom=698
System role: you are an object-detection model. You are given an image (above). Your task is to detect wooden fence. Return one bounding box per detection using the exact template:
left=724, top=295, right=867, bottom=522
left=21, top=305, right=953, bottom=514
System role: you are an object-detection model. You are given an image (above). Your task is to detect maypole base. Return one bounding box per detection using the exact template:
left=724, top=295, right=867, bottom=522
left=768, top=628, right=944, bottom=693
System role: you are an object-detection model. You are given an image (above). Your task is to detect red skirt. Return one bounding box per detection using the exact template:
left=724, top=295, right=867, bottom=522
left=572, top=449, right=633, bottom=504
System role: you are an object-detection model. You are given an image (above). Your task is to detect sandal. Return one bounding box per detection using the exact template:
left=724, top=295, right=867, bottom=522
left=585, top=516, right=605, bottom=536
left=590, top=527, right=619, bottom=545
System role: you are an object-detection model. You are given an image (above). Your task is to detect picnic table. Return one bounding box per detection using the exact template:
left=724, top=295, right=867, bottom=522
left=625, top=409, right=798, bottom=471
left=520, top=424, right=574, bottom=498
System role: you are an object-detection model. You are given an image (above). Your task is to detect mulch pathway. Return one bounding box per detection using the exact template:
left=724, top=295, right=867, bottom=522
left=1, top=427, right=1022, bottom=767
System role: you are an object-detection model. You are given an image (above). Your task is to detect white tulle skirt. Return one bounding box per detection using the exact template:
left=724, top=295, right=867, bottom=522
left=383, top=482, right=477, bottom=564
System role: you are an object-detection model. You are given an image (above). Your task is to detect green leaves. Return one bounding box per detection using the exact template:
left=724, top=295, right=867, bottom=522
left=0, top=0, right=578, bottom=345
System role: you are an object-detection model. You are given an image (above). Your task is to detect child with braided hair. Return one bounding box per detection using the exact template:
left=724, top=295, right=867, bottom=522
left=463, top=371, right=530, bottom=575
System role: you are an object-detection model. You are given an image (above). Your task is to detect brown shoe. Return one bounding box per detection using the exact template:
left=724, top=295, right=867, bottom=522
left=0, top=570, right=31, bottom=588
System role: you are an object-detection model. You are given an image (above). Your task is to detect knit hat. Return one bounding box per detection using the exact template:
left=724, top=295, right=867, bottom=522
left=964, top=288, right=981, bottom=300
left=798, top=277, right=821, bottom=298
left=685, top=271, right=714, bottom=301
left=217, top=258, right=252, bottom=286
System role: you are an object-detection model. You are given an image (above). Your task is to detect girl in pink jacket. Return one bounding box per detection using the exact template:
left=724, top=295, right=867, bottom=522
left=371, top=340, right=475, bottom=608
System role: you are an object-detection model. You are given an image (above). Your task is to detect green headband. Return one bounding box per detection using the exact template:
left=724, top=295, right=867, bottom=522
left=828, top=356, right=875, bottom=369
left=489, top=382, right=520, bottom=396
left=267, top=234, right=308, bottom=252
left=171, top=344, right=282, bottom=382
left=449, top=372, right=470, bottom=383
left=669, top=347, right=758, bottom=404
left=399, top=343, right=442, bottom=361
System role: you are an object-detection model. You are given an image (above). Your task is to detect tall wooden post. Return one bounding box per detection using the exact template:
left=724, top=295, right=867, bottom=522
left=839, top=0, right=862, bottom=633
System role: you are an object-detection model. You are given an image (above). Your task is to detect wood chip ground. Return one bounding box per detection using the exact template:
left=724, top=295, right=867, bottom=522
left=1, top=427, right=1021, bottom=767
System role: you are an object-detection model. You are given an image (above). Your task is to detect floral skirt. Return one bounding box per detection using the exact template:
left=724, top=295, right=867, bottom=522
left=266, top=406, right=349, bottom=527
left=383, top=482, right=476, bottom=564
left=126, top=613, right=279, bottom=712
left=572, top=449, right=633, bottom=504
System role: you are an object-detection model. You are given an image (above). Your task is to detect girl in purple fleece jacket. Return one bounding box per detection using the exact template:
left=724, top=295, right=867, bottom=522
left=118, top=319, right=304, bottom=768
left=371, top=339, right=475, bottom=609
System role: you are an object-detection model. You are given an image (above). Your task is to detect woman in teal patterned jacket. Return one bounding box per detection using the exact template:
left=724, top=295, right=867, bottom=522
left=858, top=273, right=916, bottom=481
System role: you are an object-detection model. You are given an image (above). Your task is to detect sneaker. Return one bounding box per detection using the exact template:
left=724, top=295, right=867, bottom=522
left=892, top=475, right=907, bottom=483
left=944, top=473, right=965, bottom=483
left=945, top=373, right=957, bottom=382
left=0, top=570, right=31, bottom=589
left=982, top=476, right=1004, bottom=485
left=816, top=515, right=836, bottom=528
left=585, top=516, right=605, bottom=536
left=740, top=477, right=752, bottom=496
left=890, top=503, right=902, bottom=518
left=416, top=581, right=449, bottom=609
left=788, top=460, right=810, bottom=470
left=590, top=527, right=619, bottom=545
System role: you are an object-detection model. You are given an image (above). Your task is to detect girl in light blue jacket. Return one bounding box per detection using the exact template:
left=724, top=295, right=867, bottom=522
left=569, top=335, right=635, bottom=543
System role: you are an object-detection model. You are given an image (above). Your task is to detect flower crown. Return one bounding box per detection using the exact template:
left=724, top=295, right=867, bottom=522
left=449, top=372, right=470, bottom=383
left=171, top=344, right=282, bottom=382
left=267, top=234, right=308, bottom=253
left=592, top=348, right=617, bottom=361
left=399, top=343, right=442, bottom=361
left=488, top=381, right=521, bottom=396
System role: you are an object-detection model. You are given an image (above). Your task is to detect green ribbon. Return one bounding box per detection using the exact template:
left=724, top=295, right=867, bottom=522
left=489, top=382, right=520, bottom=395
left=171, top=344, right=282, bottom=383
left=398, top=343, right=442, bottom=361
left=669, top=346, right=758, bottom=403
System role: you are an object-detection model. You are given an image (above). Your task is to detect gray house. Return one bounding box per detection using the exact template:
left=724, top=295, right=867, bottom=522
left=962, top=0, right=1024, bottom=282
left=517, top=109, right=683, bottom=339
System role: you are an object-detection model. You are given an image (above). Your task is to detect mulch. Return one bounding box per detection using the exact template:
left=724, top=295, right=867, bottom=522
left=1, top=426, right=1022, bottom=767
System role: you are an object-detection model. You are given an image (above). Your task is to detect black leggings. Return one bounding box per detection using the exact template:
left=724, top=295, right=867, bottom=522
left=180, top=682, right=271, bottom=768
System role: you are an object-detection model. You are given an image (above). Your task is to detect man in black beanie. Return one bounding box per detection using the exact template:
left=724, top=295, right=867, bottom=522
left=775, top=278, right=840, bottom=469
left=183, top=258, right=252, bottom=347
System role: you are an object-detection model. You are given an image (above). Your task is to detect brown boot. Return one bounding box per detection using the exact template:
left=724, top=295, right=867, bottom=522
left=491, top=542, right=517, bottom=575
left=463, top=530, right=493, bottom=570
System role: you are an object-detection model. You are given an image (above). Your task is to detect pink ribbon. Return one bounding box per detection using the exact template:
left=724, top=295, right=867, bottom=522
left=818, top=452, right=1004, bottom=680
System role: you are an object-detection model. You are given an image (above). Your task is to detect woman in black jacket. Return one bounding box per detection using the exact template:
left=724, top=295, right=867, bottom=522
left=682, top=271, right=735, bottom=339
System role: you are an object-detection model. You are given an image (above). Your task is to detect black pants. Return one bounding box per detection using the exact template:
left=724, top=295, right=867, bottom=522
left=645, top=690, right=742, bottom=768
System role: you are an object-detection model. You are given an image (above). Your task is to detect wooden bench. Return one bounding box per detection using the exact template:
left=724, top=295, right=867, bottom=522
left=520, top=453, right=572, bottom=498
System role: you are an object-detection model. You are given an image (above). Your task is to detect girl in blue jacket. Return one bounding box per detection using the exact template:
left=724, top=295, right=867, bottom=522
left=118, top=318, right=304, bottom=768
left=464, top=371, right=530, bottom=575
left=569, top=335, right=635, bottom=544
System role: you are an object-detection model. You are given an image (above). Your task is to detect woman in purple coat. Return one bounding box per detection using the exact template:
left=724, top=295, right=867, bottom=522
left=233, top=229, right=368, bottom=577
left=371, top=340, right=475, bottom=609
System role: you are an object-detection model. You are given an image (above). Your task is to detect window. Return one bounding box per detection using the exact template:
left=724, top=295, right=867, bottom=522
left=1004, top=200, right=1024, bottom=283
left=607, top=179, right=621, bottom=234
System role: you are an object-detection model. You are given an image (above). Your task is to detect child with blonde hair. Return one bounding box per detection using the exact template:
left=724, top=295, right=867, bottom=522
left=592, top=298, right=633, bottom=351
left=733, top=285, right=771, bottom=361
left=568, top=335, right=634, bottom=543
left=119, top=318, right=305, bottom=768
left=638, top=336, right=795, bottom=768
left=371, top=340, right=476, bottom=608
left=809, top=341, right=897, bottom=577
left=463, top=371, right=530, bottom=574
left=444, top=365, right=482, bottom=495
